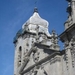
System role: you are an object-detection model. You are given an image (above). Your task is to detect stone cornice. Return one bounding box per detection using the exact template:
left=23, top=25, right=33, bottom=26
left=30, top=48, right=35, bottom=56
left=59, top=23, right=75, bottom=42
left=13, top=30, right=51, bottom=44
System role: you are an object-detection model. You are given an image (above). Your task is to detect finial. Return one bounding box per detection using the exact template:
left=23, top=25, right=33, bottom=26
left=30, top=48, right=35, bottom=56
left=34, top=0, right=38, bottom=12
left=34, top=7, right=38, bottom=13
left=52, top=30, right=56, bottom=34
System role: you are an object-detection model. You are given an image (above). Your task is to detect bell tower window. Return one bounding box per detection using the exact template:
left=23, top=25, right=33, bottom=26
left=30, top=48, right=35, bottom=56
left=18, top=46, right=22, bottom=67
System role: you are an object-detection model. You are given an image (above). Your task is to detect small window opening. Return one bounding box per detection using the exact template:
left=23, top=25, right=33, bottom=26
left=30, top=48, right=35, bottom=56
left=18, top=46, right=22, bottom=67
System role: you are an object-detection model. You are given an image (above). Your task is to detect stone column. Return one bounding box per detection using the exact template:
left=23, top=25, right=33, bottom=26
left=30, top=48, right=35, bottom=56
left=64, top=40, right=73, bottom=75
left=70, top=37, right=75, bottom=75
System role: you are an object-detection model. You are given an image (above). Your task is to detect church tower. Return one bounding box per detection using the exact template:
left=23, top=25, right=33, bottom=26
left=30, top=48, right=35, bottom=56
left=59, top=0, right=75, bottom=75
left=13, top=7, right=60, bottom=75
left=13, top=0, right=75, bottom=75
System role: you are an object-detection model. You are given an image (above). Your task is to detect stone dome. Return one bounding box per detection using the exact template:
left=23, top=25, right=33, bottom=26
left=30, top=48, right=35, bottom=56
left=22, top=8, right=49, bottom=29
left=22, top=8, right=51, bottom=37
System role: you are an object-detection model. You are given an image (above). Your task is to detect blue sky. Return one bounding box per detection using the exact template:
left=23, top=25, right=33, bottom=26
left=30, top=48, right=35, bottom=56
left=0, top=0, right=68, bottom=75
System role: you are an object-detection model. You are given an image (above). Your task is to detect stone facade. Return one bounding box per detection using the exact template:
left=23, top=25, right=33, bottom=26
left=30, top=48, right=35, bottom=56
left=13, top=0, right=75, bottom=75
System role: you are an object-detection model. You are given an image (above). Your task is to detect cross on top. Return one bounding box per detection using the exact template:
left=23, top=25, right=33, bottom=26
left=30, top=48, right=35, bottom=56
left=35, top=0, right=37, bottom=7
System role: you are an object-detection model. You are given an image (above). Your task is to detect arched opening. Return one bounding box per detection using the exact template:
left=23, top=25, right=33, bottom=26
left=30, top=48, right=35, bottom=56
left=18, top=46, right=22, bottom=67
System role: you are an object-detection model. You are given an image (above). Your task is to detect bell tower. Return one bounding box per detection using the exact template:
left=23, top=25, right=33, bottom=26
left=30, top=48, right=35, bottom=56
left=13, top=1, right=75, bottom=75
left=59, top=0, right=75, bottom=75
left=65, top=0, right=75, bottom=29
left=13, top=7, right=60, bottom=75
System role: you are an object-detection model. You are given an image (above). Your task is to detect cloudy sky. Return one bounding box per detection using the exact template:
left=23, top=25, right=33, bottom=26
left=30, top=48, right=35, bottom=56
left=0, top=0, right=68, bottom=75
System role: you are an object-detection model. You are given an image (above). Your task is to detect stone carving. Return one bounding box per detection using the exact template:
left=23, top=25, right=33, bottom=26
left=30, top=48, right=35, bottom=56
left=33, top=50, right=40, bottom=63
left=35, top=25, right=39, bottom=42
left=31, top=66, right=39, bottom=75
left=51, top=30, right=58, bottom=45
left=64, top=41, right=69, bottom=48
left=64, top=48, right=69, bottom=70
left=68, top=16, right=73, bottom=25
left=70, top=36, right=75, bottom=46
left=65, top=19, right=72, bottom=29
left=65, top=0, right=73, bottom=29
left=50, top=30, right=60, bottom=50
left=23, top=51, right=29, bottom=62
left=70, top=36, right=75, bottom=67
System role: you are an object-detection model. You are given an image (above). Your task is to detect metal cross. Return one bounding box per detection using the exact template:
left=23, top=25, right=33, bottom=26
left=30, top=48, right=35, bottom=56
left=35, top=0, right=37, bottom=7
